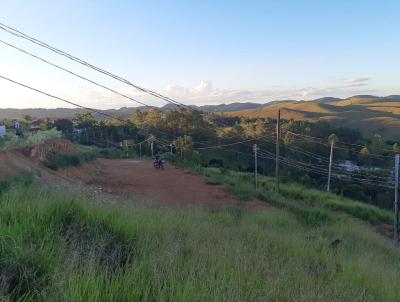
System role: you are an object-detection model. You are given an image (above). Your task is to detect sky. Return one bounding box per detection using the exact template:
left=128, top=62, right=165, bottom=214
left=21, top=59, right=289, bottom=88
left=0, top=0, right=399, bottom=109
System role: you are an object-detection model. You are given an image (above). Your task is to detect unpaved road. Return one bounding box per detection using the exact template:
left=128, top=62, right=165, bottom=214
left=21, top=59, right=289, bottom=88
left=59, top=159, right=258, bottom=207
left=0, top=145, right=262, bottom=208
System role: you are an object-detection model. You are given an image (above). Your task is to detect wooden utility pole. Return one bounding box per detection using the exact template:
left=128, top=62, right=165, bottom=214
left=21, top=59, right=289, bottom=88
left=275, top=109, right=281, bottom=192
left=395, top=154, right=399, bottom=243
left=253, top=144, right=258, bottom=189
left=327, top=140, right=335, bottom=192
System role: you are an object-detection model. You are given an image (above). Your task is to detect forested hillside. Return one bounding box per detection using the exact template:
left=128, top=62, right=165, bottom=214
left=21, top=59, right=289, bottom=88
left=227, top=95, right=400, bottom=139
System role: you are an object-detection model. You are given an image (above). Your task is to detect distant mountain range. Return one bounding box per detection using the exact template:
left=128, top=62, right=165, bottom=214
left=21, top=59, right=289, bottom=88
left=1, top=95, right=400, bottom=139
left=0, top=102, right=265, bottom=120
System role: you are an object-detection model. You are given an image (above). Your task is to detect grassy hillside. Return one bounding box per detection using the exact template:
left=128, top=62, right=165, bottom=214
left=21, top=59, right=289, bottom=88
left=227, top=95, right=400, bottom=139
left=1, top=173, right=400, bottom=301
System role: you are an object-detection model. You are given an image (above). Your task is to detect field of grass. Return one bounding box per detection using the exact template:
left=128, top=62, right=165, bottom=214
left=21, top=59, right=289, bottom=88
left=173, top=161, right=393, bottom=227
left=1, top=173, right=400, bottom=301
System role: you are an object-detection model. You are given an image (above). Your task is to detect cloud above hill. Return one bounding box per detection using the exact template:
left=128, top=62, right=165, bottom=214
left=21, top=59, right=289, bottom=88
left=159, top=78, right=375, bottom=105
left=9, top=77, right=376, bottom=109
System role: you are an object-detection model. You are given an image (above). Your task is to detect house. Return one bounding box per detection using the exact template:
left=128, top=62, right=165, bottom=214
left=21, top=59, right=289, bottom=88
left=0, top=125, right=6, bottom=138
left=337, top=160, right=360, bottom=172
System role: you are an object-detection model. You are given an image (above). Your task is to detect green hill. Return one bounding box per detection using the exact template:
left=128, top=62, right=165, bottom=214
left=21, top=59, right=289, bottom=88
left=227, top=95, right=400, bottom=139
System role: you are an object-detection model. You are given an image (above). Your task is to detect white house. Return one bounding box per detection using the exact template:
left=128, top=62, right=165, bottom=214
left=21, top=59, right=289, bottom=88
left=0, top=125, right=6, bottom=138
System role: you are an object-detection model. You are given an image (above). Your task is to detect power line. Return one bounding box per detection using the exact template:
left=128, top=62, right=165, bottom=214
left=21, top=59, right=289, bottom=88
left=284, top=130, right=394, bottom=159
left=194, top=138, right=257, bottom=150
left=0, top=22, right=192, bottom=110
left=0, top=39, right=156, bottom=109
left=0, top=74, right=179, bottom=145
left=0, top=74, right=125, bottom=122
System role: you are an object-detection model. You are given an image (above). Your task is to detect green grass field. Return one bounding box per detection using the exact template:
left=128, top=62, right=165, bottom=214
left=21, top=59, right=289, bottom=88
left=174, top=160, right=394, bottom=227
left=1, top=173, right=400, bottom=301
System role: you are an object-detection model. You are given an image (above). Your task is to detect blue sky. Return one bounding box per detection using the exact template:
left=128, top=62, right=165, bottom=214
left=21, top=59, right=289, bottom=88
left=0, top=0, right=399, bottom=108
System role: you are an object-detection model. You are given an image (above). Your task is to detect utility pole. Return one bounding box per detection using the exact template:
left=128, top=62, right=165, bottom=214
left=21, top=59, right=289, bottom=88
left=149, top=135, right=155, bottom=158
left=275, top=109, right=281, bottom=192
left=327, top=139, right=335, bottom=192
left=253, top=144, right=258, bottom=189
left=395, top=154, right=399, bottom=244
left=139, top=142, right=142, bottom=160
left=170, top=144, right=173, bottom=155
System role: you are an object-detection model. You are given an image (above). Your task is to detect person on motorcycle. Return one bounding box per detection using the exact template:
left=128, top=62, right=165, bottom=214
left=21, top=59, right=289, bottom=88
left=155, top=152, right=160, bottom=161
left=154, top=152, right=164, bottom=170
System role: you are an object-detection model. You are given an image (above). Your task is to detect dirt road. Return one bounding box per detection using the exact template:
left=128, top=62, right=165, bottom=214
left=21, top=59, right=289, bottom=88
left=60, top=159, right=252, bottom=207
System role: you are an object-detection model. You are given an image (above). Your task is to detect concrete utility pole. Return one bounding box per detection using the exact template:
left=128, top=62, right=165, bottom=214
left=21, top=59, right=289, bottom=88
left=139, top=142, right=142, bottom=159
left=275, top=109, right=281, bottom=192
left=149, top=135, right=155, bottom=157
left=327, top=140, right=335, bottom=192
left=170, top=144, right=173, bottom=155
left=253, top=144, right=258, bottom=189
left=395, top=154, right=399, bottom=243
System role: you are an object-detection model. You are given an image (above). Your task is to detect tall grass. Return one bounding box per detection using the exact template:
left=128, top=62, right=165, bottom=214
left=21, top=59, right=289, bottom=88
left=184, top=165, right=394, bottom=227
left=43, top=152, right=97, bottom=170
left=1, top=180, right=400, bottom=301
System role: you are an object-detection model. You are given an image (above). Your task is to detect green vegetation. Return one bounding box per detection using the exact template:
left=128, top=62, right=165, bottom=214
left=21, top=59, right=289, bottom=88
left=43, top=152, right=97, bottom=170
left=226, top=95, right=400, bottom=140
left=0, top=172, right=34, bottom=194
left=0, top=176, right=400, bottom=301
left=5, top=105, right=398, bottom=211
left=0, top=128, right=61, bottom=151
left=173, top=161, right=393, bottom=227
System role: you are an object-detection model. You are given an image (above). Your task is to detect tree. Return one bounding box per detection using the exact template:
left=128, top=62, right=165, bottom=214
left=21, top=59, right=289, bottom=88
left=54, top=119, right=73, bottom=134
left=130, top=110, right=144, bottom=127
left=360, top=146, right=369, bottom=155
left=40, top=118, right=52, bottom=130
left=328, top=133, right=338, bottom=144
left=283, top=132, right=294, bottom=145
left=370, top=134, right=385, bottom=154
left=172, top=135, right=194, bottom=157
left=74, top=112, right=96, bottom=129
left=393, top=143, right=400, bottom=154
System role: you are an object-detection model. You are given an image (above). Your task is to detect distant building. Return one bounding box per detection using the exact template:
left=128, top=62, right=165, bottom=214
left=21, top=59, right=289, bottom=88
left=337, top=160, right=360, bottom=172
left=0, top=125, right=6, bottom=138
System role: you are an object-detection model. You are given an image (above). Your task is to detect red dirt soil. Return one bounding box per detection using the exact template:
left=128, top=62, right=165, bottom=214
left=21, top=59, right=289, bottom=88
left=60, top=159, right=260, bottom=207
left=0, top=139, right=78, bottom=181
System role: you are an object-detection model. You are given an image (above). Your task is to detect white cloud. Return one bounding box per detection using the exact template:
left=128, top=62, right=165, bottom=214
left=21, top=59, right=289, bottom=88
left=343, top=77, right=371, bottom=87
left=0, top=77, right=379, bottom=109
left=159, top=79, right=376, bottom=106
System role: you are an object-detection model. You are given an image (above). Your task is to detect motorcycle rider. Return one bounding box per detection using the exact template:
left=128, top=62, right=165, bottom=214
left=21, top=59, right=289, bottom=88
left=154, top=152, right=163, bottom=169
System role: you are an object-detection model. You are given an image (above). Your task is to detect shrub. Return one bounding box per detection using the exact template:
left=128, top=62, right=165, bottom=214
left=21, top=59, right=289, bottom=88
left=43, top=153, right=96, bottom=171
left=0, top=129, right=61, bottom=151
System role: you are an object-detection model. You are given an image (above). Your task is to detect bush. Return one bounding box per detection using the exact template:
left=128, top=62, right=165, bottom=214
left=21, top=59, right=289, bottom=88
left=43, top=153, right=96, bottom=171
left=0, top=129, right=61, bottom=151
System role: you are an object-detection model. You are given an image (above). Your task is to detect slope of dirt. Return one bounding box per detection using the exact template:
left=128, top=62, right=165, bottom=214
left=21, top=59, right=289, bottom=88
left=59, top=159, right=260, bottom=207
left=0, top=139, right=78, bottom=181
left=0, top=150, right=38, bottom=181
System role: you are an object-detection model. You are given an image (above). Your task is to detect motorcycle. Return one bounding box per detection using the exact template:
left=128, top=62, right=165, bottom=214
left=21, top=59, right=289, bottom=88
left=153, top=158, right=164, bottom=170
